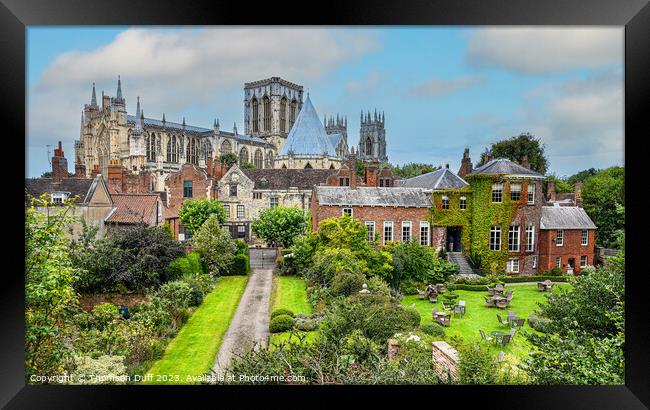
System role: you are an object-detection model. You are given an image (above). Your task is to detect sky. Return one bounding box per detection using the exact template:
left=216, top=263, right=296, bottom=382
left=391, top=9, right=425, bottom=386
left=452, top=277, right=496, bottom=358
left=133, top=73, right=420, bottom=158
left=26, top=26, right=624, bottom=178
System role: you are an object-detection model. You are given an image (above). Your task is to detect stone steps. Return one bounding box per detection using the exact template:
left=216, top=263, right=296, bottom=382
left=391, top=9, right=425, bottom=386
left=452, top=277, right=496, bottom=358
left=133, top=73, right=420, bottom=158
left=447, top=252, right=476, bottom=275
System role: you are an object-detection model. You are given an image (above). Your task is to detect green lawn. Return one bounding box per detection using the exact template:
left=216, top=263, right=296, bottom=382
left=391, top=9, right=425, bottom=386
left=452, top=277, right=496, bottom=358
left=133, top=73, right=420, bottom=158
left=269, top=275, right=315, bottom=346
left=401, top=283, right=571, bottom=363
left=270, top=275, right=312, bottom=315
left=144, top=275, right=249, bottom=384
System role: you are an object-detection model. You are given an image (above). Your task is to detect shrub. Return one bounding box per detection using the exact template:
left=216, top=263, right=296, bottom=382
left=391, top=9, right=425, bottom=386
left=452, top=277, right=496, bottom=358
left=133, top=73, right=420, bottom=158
left=528, top=316, right=552, bottom=333
left=543, top=267, right=565, bottom=276
left=225, top=254, right=249, bottom=276
left=69, top=355, right=128, bottom=385
left=401, top=306, right=421, bottom=328
left=90, top=303, right=121, bottom=330
left=447, top=275, right=491, bottom=285
left=452, top=284, right=487, bottom=291
left=271, top=308, right=295, bottom=319
left=235, top=240, right=249, bottom=256
left=192, top=215, right=237, bottom=275
left=498, top=275, right=568, bottom=283
left=420, top=323, right=446, bottom=339
left=399, top=278, right=422, bottom=295
left=330, top=270, right=366, bottom=297
left=269, top=314, right=295, bottom=333
left=294, top=314, right=319, bottom=331
left=367, top=276, right=393, bottom=300
left=166, top=252, right=203, bottom=282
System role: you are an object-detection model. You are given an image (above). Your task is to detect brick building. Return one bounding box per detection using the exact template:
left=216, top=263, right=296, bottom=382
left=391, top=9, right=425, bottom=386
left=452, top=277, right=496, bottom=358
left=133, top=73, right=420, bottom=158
left=538, top=205, right=596, bottom=273
left=311, top=186, right=434, bottom=246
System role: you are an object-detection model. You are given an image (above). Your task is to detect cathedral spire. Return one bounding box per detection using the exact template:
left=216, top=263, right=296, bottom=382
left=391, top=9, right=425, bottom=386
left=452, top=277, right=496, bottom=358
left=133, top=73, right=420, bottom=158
left=162, top=112, right=166, bottom=124
left=80, top=111, right=85, bottom=134
left=182, top=117, right=186, bottom=129
left=116, top=75, right=123, bottom=100
left=90, top=82, right=97, bottom=107
left=135, top=96, right=141, bottom=120
left=233, top=122, right=238, bottom=135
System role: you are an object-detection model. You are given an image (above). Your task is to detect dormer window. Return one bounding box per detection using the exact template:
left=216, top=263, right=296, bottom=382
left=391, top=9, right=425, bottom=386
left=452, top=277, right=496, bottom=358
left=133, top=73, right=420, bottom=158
left=51, top=192, right=69, bottom=204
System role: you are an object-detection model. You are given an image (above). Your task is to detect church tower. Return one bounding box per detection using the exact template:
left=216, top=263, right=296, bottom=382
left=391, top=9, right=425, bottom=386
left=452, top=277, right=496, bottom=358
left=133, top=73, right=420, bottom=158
left=243, top=77, right=304, bottom=152
left=358, top=109, right=387, bottom=162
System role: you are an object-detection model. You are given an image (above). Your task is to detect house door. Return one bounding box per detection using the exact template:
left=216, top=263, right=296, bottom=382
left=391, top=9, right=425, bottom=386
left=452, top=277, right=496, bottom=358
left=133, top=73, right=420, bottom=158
left=446, top=227, right=463, bottom=252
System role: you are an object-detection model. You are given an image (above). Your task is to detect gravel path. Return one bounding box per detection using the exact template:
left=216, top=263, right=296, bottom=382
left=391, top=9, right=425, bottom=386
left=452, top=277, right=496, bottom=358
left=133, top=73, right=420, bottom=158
left=211, top=267, right=273, bottom=378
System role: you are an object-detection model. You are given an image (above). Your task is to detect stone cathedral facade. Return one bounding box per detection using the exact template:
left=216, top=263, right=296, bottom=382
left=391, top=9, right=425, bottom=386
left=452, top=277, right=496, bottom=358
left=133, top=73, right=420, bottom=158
left=75, top=76, right=388, bottom=191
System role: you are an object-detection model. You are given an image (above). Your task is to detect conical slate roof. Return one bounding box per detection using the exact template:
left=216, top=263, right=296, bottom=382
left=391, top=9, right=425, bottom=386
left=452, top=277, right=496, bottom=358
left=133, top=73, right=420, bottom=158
left=278, top=95, right=337, bottom=156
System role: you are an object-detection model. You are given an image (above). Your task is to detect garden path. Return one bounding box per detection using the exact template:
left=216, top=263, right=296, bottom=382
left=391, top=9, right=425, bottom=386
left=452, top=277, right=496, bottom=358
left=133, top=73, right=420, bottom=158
left=211, top=264, right=273, bottom=377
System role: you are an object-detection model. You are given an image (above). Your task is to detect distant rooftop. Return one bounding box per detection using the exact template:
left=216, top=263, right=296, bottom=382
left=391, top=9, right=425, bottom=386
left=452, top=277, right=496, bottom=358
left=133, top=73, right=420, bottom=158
left=467, top=158, right=544, bottom=178
left=395, top=168, right=468, bottom=190
left=540, top=206, right=597, bottom=230
left=315, top=186, right=433, bottom=208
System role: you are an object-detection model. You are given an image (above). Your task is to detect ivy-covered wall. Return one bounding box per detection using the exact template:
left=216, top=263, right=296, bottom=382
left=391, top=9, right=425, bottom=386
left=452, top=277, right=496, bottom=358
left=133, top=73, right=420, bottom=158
left=431, top=188, right=473, bottom=253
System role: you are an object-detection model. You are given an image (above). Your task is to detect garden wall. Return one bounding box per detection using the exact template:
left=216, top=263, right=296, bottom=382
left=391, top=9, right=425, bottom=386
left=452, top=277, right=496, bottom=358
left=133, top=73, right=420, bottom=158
left=431, top=341, right=459, bottom=383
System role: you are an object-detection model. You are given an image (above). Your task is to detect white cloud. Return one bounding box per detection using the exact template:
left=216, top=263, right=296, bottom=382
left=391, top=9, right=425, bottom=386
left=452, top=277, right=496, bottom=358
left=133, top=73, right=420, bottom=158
left=466, top=27, right=622, bottom=74
left=409, top=75, right=483, bottom=97
left=27, top=27, right=381, bottom=166
left=345, top=70, right=382, bottom=96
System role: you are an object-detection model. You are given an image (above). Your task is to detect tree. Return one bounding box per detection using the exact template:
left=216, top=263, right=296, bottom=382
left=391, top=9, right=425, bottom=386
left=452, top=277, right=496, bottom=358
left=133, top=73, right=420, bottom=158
left=251, top=206, right=307, bottom=247
left=545, top=174, right=573, bottom=194
left=219, top=153, right=238, bottom=169
left=179, top=199, right=227, bottom=235
left=40, top=171, right=52, bottom=178
left=581, top=167, right=624, bottom=247
left=477, top=133, right=548, bottom=174
left=192, top=214, right=237, bottom=275
left=567, top=168, right=598, bottom=186
left=25, top=195, right=79, bottom=380
left=522, top=239, right=625, bottom=384
left=384, top=241, right=458, bottom=290
left=240, top=162, right=256, bottom=169
left=390, top=162, right=439, bottom=179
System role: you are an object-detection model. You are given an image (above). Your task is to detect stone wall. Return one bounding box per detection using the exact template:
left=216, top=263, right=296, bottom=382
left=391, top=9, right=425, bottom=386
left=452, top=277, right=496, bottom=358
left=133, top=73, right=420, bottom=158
left=431, top=341, right=460, bottom=383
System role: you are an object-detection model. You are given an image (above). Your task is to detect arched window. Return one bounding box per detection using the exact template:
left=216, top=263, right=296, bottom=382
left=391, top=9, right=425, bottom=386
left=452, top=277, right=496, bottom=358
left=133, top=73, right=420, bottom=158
left=280, top=97, right=287, bottom=133
left=253, top=149, right=263, bottom=169
left=145, top=134, right=151, bottom=161
left=172, top=136, right=178, bottom=162
left=239, top=147, right=249, bottom=165
left=148, top=133, right=157, bottom=162
left=166, top=136, right=172, bottom=162
left=204, top=140, right=212, bottom=162
left=190, top=138, right=197, bottom=164
left=266, top=150, right=274, bottom=167
left=186, top=137, right=191, bottom=163
left=365, top=137, right=373, bottom=156
left=263, top=96, right=271, bottom=132
left=251, top=97, right=259, bottom=133
left=304, top=162, right=313, bottom=169
left=221, top=139, right=232, bottom=155
left=289, top=99, right=298, bottom=129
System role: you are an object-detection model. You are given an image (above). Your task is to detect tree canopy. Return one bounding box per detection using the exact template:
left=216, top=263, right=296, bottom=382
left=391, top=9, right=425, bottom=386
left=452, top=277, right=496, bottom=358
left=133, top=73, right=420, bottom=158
left=251, top=206, right=307, bottom=247
left=390, top=162, right=439, bottom=179
left=581, top=166, right=624, bottom=248
left=477, top=133, right=548, bottom=174
left=179, top=199, right=227, bottom=234
left=192, top=214, right=237, bottom=275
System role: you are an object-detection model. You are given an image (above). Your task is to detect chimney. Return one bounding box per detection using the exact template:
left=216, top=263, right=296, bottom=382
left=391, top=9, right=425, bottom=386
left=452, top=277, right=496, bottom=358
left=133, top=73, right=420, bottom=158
left=75, top=158, right=86, bottom=178
left=91, top=164, right=101, bottom=178
left=458, top=148, right=473, bottom=178
left=107, top=160, right=125, bottom=192
left=574, top=180, right=583, bottom=207
left=51, top=141, right=68, bottom=184
left=547, top=179, right=556, bottom=202
left=482, top=152, right=490, bottom=164
left=364, top=160, right=379, bottom=187
left=521, top=154, right=530, bottom=169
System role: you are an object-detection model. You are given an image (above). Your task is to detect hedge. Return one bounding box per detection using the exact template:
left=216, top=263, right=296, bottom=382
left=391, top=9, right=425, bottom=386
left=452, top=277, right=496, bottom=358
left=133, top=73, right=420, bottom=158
left=235, top=240, right=249, bottom=256
left=498, top=275, right=571, bottom=283
left=224, top=253, right=249, bottom=276
left=166, top=252, right=204, bottom=281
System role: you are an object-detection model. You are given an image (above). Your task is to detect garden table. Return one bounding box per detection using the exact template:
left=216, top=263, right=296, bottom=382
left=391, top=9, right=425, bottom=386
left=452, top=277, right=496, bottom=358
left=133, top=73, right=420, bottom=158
left=491, top=331, right=506, bottom=345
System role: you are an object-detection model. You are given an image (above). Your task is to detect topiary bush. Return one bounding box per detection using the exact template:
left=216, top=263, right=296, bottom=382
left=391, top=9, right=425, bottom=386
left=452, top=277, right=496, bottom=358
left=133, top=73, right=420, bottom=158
left=269, top=314, right=294, bottom=333
left=420, top=323, right=446, bottom=339
left=271, top=308, right=295, bottom=319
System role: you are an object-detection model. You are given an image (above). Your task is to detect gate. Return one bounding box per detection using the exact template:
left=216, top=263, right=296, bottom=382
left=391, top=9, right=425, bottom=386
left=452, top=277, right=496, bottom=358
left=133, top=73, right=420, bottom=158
left=249, top=247, right=278, bottom=269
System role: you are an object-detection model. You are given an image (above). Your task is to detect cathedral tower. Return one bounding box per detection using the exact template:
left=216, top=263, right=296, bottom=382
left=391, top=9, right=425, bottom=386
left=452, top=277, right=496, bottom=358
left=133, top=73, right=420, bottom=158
left=358, top=109, right=387, bottom=162
left=243, top=77, right=303, bottom=152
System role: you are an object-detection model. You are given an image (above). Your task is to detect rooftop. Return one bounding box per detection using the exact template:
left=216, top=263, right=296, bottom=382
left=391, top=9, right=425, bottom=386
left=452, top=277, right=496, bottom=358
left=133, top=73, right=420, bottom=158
left=105, top=193, right=160, bottom=224
left=540, top=206, right=597, bottom=229
left=240, top=168, right=336, bottom=190
left=395, top=168, right=469, bottom=190
left=467, top=158, right=544, bottom=178
left=278, top=95, right=338, bottom=157
left=25, top=177, right=94, bottom=205
left=315, top=186, right=433, bottom=208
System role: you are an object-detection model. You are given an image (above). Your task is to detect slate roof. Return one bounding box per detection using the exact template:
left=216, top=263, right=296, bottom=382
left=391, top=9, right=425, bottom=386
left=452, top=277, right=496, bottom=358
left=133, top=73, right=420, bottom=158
left=25, top=178, right=94, bottom=204
left=540, top=206, right=597, bottom=229
left=278, top=95, right=337, bottom=156
left=327, top=133, right=344, bottom=149
left=395, top=168, right=468, bottom=190
left=467, top=158, right=544, bottom=178
left=315, top=186, right=433, bottom=208
left=126, top=115, right=272, bottom=147
left=241, top=168, right=336, bottom=190
left=105, top=193, right=160, bottom=224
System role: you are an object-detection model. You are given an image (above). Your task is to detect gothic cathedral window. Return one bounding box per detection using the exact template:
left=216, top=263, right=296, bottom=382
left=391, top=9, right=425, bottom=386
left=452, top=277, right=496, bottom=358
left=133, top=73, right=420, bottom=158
left=280, top=97, right=287, bottom=134
left=252, top=98, right=259, bottom=133
left=365, top=137, right=373, bottom=156
left=254, top=149, right=263, bottom=169
left=263, top=96, right=271, bottom=132
left=221, top=139, right=232, bottom=155
left=290, top=99, right=297, bottom=129
left=239, top=147, right=249, bottom=165
left=166, top=137, right=172, bottom=162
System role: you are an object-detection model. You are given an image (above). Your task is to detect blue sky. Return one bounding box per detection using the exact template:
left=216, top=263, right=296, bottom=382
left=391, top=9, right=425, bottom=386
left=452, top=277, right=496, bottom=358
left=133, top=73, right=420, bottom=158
left=26, top=27, right=623, bottom=178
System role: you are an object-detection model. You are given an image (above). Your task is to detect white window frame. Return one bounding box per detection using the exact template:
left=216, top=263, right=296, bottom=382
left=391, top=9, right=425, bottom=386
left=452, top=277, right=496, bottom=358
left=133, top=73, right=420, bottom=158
left=490, top=226, right=501, bottom=251
left=224, top=205, right=230, bottom=218
left=526, top=225, right=535, bottom=252
left=441, top=195, right=449, bottom=209
left=508, top=225, right=520, bottom=252
left=402, top=221, right=412, bottom=243
left=365, top=221, right=376, bottom=242
left=237, top=225, right=246, bottom=233
left=270, top=196, right=279, bottom=208
left=420, top=221, right=430, bottom=246
left=506, top=258, right=520, bottom=273
left=527, top=183, right=535, bottom=204
left=459, top=196, right=467, bottom=210
left=581, top=229, right=588, bottom=246
left=237, top=204, right=245, bottom=219
left=51, top=192, right=68, bottom=204
left=342, top=208, right=353, bottom=217
left=492, top=183, right=503, bottom=203
left=556, top=256, right=562, bottom=268
left=383, top=221, right=393, bottom=244
left=510, top=183, right=521, bottom=201
left=556, top=229, right=564, bottom=246
left=580, top=255, right=588, bottom=268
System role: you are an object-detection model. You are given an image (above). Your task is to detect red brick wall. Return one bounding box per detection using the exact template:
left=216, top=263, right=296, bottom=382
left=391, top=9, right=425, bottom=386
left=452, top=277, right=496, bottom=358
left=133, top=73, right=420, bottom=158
left=165, top=164, right=212, bottom=213
left=538, top=228, right=595, bottom=273
left=311, top=197, right=433, bottom=245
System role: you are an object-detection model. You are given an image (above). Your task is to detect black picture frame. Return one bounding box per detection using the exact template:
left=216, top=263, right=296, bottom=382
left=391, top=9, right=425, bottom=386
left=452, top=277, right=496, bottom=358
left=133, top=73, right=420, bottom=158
left=2, top=0, right=648, bottom=407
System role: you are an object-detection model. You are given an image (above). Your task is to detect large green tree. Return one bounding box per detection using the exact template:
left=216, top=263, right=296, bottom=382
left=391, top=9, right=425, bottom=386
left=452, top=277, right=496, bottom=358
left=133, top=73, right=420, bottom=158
left=179, top=199, right=227, bottom=234
left=192, top=214, right=237, bottom=275
left=390, top=162, right=439, bottom=179
left=581, top=166, right=624, bottom=247
left=477, top=133, right=548, bottom=174
left=219, top=153, right=238, bottom=169
left=251, top=206, right=307, bottom=247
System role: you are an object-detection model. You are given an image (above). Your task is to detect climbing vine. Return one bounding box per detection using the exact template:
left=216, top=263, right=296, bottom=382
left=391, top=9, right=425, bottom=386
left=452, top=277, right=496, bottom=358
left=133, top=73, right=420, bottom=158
left=430, top=187, right=473, bottom=253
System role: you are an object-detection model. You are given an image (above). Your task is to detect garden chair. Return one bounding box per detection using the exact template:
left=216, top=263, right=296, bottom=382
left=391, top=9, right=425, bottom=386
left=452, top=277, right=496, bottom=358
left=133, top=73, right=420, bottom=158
left=436, top=284, right=446, bottom=294
left=498, top=334, right=512, bottom=348
left=438, top=315, right=451, bottom=327
left=508, top=310, right=516, bottom=320
left=418, top=290, right=426, bottom=300
left=453, top=305, right=463, bottom=318
left=429, top=293, right=438, bottom=303
left=479, top=329, right=494, bottom=344
left=496, top=299, right=508, bottom=309
left=458, top=300, right=466, bottom=316
left=484, top=296, right=496, bottom=307
left=513, top=318, right=525, bottom=327
left=509, top=328, right=517, bottom=341
left=441, top=301, right=452, bottom=312
left=497, top=350, right=506, bottom=363
left=486, top=286, right=495, bottom=296
left=537, top=282, right=546, bottom=291
left=432, top=309, right=439, bottom=320
left=505, top=291, right=513, bottom=299
left=497, top=314, right=509, bottom=326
